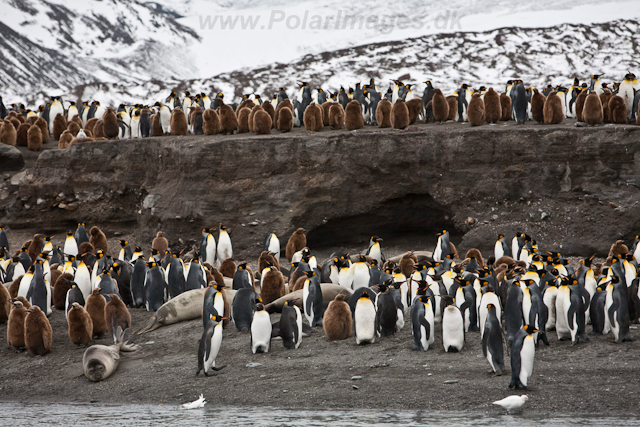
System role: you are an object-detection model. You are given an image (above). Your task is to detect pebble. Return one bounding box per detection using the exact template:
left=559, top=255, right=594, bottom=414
left=145, top=341, right=155, bottom=345
left=352, top=385, right=359, bottom=390
left=246, top=363, right=262, bottom=368
left=351, top=376, right=362, bottom=381
left=443, top=380, right=459, bottom=384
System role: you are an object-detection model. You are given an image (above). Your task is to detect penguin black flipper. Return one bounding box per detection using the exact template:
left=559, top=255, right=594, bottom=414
left=607, top=298, right=619, bottom=327
left=509, top=341, right=523, bottom=389
left=271, top=323, right=280, bottom=338
left=419, top=316, right=431, bottom=344
left=301, top=323, right=313, bottom=336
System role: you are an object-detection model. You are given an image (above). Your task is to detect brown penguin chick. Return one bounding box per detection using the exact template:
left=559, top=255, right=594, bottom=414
left=189, top=104, right=203, bottom=125
left=322, top=293, right=352, bottom=340
left=8, top=275, right=23, bottom=299
left=345, top=100, right=364, bottom=131
left=34, top=117, right=49, bottom=142
left=102, top=108, right=119, bottom=139
left=88, top=226, right=108, bottom=253
left=52, top=113, right=67, bottom=140
left=258, top=251, right=279, bottom=272
left=0, top=282, right=10, bottom=324
left=262, top=101, right=275, bottom=126
left=203, top=109, right=221, bottom=135
left=67, top=302, right=93, bottom=346
left=375, top=99, right=392, bottom=127
left=191, top=109, right=204, bottom=136
left=7, top=300, right=29, bottom=350
left=483, top=88, right=502, bottom=123
left=16, top=122, right=29, bottom=146
left=399, top=252, right=416, bottom=278
left=71, top=115, right=83, bottom=128
left=599, top=89, right=613, bottom=123
left=391, top=99, right=410, bottom=129
left=27, top=124, right=43, bottom=151
left=58, top=130, right=73, bottom=149
left=170, top=107, right=188, bottom=136
left=274, top=99, right=293, bottom=126
left=405, top=98, right=422, bottom=124
left=575, top=90, right=588, bottom=122
left=260, top=266, right=285, bottom=305
left=49, top=268, right=62, bottom=288
left=93, top=119, right=106, bottom=138
left=27, top=234, right=44, bottom=262
left=583, top=92, right=603, bottom=125
left=236, top=100, right=254, bottom=114
left=321, top=101, right=333, bottom=126
left=236, top=107, right=251, bottom=133
left=24, top=305, right=53, bottom=356
left=286, top=228, right=307, bottom=261
left=219, top=258, right=236, bottom=278
left=465, top=248, right=484, bottom=267
left=53, top=273, right=73, bottom=310
left=85, top=288, right=107, bottom=337
left=303, top=103, right=323, bottom=131
left=13, top=296, right=31, bottom=308
left=543, top=91, right=564, bottom=124
left=291, top=274, right=307, bottom=293
left=276, top=106, right=294, bottom=132
left=430, top=89, right=449, bottom=123
left=253, top=108, right=272, bottom=134
left=329, top=103, right=345, bottom=129
left=494, top=255, right=516, bottom=269
left=500, top=93, right=512, bottom=120
left=608, top=95, right=627, bottom=124
left=446, top=96, right=458, bottom=121
left=608, top=240, right=628, bottom=258
left=467, top=93, right=485, bottom=126
left=15, top=114, right=26, bottom=124
left=67, top=120, right=81, bottom=137
left=105, top=294, right=131, bottom=342
left=211, top=267, right=226, bottom=287
left=0, top=119, right=16, bottom=146
left=218, top=104, right=238, bottom=135
left=152, top=231, right=169, bottom=253
left=248, top=104, right=258, bottom=133
left=530, top=89, right=546, bottom=123
left=10, top=117, right=21, bottom=130
left=84, top=117, right=99, bottom=135
left=151, top=113, right=163, bottom=136
left=78, top=242, right=95, bottom=256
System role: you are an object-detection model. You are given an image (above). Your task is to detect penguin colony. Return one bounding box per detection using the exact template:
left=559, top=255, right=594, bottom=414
left=2, top=225, right=639, bottom=391
left=2, top=72, right=640, bottom=150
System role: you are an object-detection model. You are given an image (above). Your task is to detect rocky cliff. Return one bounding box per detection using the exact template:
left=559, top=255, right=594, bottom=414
left=1, top=121, right=639, bottom=258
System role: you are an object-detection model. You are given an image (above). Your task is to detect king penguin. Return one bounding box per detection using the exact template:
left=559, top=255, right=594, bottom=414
left=482, top=303, right=505, bottom=375
left=197, top=314, right=226, bottom=376
left=216, top=225, right=233, bottom=269
left=251, top=303, right=272, bottom=353
left=509, top=324, right=538, bottom=389
left=354, top=289, right=376, bottom=344
left=411, top=294, right=435, bottom=351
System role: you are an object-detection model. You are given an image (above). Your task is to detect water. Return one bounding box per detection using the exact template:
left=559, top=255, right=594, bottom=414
left=0, top=403, right=635, bottom=426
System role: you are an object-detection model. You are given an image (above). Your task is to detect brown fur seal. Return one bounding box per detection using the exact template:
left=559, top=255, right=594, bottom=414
left=137, top=288, right=207, bottom=333
left=7, top=300, right=29, bottom=350
left=253, top=109, right=272, bottom=134
left=323, top=293, right=352, bottom=340
left=260, top=266, right=285, bottom=305
left=531, top=89, right=546, bottom=123
left=543, top=91, right=564, bottom=124
left=276, top=105, right=294, bottom=132
left=203, top=109, right=221, bottom=135
left=170, top=108, right=188, bottom=136
left=0, top=282, right=10, bottom=323
left=406, top=98, right=422, bottom=124
left=286, top=228, right=307, bottom=261
left=152, top=231, right=169, bottom=253
left=375, top=99, right=392, bottom=127
left=24, top=305, right=52, bottom=356
left=105, top=294, right=131, bottom=343
left=219, top=258, right=236, bottom=278
left=53, top=273, right=73, bottom=310
left=484, top=88, right=501, bottom=123
left=86, top=288, right=107, bottom=337
left=16, top=122, right=29, bottom=146
left=103, top=108, right=119, bottom=139
left=265, top=283, right=353, bottom=313
left=500, top=93, right=512, bottom=120
left=431, top=89, right=449, bottom=123
left=237, top=107, right=251, bottom=133
left=89, top=226, right=108, bottom=253
left=329, top=103, right=345, bottom=129
left=1, top=119, right=16, bottom=146
left=52, top=113, right=67, bottom=140
left=608, top=95, right=627, bottom=124
left=467, top=93, right=485, bottom=126
left=34, top=117, right=49, bottom=143
left=303, top=103, right=323, bottom=131
left=68, top=302, right=93, bottom=346
left=446, top=96, right=458, bottom=121
left=58, top=130, right=73, bottom=149
left=83, top=326, right=140, bottom=382
left=583, top=92, right=603, bottom=125
left=391, top=99, right=410, bottom=129
left=219, top=104, right=238, bottom=135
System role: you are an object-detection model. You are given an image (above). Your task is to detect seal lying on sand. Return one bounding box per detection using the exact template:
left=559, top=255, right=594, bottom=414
left=265, top=283, right=352, bottom=313
left=83, top=326, right=140, bottom=382
left=136, top=288, right=208, bottom=334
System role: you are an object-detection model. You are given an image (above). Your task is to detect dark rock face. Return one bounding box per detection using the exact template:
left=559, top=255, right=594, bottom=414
left=0, top=145, right=24, bottom=171
left=1, top=124, right=639, bottom=258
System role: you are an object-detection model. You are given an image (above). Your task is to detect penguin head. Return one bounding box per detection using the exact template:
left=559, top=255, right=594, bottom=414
left=238, top=263, right=247, bottom=270
left=370, top=259, right=378, bottom=267
left=303, top=270, right=315, bottom=278
left=219, top=224, right=227, bottom=231
left=624, top=72, right=636, bottom=80
left=255, top=303, right=265, bottom=311
left=66, top=231, right=73, bottom=237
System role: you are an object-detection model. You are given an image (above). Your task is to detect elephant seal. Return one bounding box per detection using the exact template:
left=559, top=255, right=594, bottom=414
left=265, top=283, right=352, bottom=313
left=137, top=288, right=207, bottom=334
left=83, top=327, right=140, bottom=382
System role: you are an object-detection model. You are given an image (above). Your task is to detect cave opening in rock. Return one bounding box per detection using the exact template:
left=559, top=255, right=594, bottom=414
left=306, top=193, right=462, bottom=255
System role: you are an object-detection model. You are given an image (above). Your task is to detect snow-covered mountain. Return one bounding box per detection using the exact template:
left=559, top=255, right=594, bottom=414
left=74, top=18, right=640, bottom=106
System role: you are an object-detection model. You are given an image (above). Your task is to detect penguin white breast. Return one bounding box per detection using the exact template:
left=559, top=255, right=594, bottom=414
left=519, top=335, right=536, bottom=386
left=354, top=299, right=376, bottom=341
